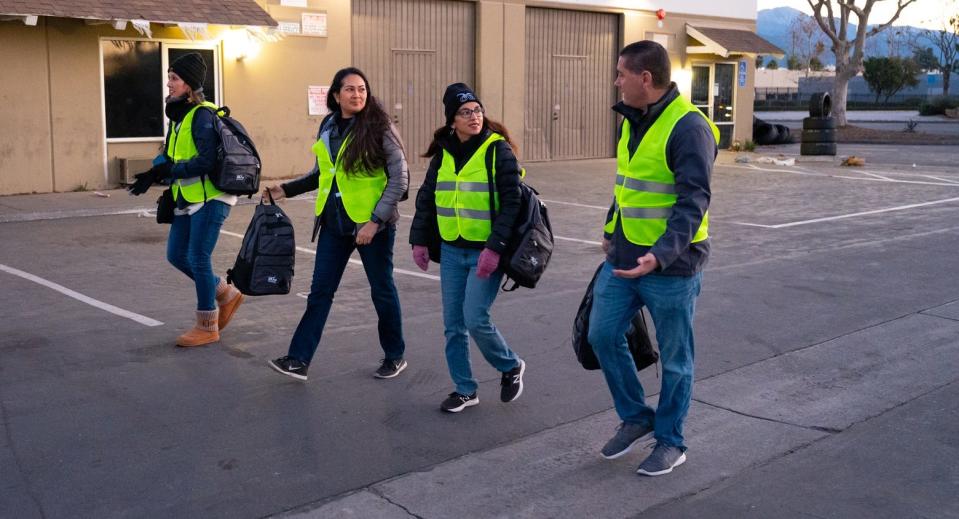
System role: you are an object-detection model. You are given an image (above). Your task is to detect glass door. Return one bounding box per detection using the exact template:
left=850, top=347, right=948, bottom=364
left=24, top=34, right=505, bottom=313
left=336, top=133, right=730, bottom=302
left=691, top=63, right=736, bottom=149
left=712, top=63, right=735, bottom=149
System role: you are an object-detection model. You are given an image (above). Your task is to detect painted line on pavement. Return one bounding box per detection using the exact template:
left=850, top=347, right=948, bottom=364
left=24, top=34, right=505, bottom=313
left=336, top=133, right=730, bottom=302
left=218, top=230, right=441, bottom=281
left=0, top=263, right=164, bottom=327
left=726, top=196, right=959, bottom=229
left=727, top=163, right=959, bottom=187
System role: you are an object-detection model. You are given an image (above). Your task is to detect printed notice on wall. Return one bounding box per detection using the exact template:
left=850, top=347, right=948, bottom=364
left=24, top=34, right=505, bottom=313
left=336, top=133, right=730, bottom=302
left=280, top=0, right=308, bottom=7
left=301, top=12, right=327, bottom=37
left=308, top=86, right=329, bottom=116
left=278, top=21, right=300, bottom=35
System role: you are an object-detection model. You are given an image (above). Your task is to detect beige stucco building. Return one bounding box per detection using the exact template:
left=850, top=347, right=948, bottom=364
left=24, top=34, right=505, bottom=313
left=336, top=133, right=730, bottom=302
left=0, top=0, right=780, bottom=195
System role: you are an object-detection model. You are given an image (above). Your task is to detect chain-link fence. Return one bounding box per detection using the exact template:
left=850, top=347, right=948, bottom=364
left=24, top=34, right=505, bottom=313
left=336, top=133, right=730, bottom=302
left=755, top=88, right=925, bottom=111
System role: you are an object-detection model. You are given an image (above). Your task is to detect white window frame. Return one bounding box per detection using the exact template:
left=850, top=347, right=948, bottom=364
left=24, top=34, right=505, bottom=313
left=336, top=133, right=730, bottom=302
left=99, top=37, right=222, bottom=144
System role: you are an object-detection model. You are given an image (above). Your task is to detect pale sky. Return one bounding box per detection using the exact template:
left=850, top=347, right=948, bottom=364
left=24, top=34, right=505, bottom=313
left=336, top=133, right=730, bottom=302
left=757, top=0, right=954, bottom=30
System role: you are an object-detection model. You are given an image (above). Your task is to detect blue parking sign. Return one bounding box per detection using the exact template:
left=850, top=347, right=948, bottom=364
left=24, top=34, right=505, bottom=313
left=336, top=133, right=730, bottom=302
left=738, top=60, right=747, bottom=87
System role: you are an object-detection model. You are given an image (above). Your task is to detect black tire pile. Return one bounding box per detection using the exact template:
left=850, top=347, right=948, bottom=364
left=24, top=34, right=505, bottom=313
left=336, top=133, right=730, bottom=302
left=801, top=92, right=836, bottom=156
left=753, top=118, right=792, bottom=145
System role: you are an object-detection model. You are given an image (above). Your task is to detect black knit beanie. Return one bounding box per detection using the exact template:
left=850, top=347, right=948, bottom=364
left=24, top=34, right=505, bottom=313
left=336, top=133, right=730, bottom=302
left=443, top=83, right=482, bottom=125
left=170, top=52, right=207, bottom=91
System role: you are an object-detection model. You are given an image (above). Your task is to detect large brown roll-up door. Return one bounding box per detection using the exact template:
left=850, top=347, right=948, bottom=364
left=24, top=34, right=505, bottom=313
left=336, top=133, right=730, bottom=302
left=525, top=8, right=619, bottom=162
left=353, top=0, right=475, bottom=167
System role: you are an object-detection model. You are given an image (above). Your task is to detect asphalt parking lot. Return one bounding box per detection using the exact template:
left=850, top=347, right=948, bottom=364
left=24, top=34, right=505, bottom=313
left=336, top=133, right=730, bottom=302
left=2, top=144, right=959, bottom=518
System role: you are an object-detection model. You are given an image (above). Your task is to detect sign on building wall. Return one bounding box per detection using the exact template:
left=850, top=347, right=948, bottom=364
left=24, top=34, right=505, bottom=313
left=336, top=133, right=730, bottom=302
left=281, top=0, right=308, bottom=7
left=301, top=12, right=327, bottom=37
left=308, top=86, right=330, bottom=116
left=738, top=60, right=747, bottom=87
left=278, top=21, right=300, bottom=34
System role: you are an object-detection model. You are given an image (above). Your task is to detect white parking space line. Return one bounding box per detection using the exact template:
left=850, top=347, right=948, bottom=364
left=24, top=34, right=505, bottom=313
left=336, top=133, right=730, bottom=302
left=727, top=196, right=959, bottom=229
left=726, top=163, right=959, bottom=187
left=0, top=263, right=164, bottom=327
left=219, top=230, right=441, bottom=281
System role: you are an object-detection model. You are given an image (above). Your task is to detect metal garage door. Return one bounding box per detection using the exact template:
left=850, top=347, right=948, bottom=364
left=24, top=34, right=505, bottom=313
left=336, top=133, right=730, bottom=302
left=525, top=8, right=619, bottom=161
left=353, top=0, right=475, bottom=167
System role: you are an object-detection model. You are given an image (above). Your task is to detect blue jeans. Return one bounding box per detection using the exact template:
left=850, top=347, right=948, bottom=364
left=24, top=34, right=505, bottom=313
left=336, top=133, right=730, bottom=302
left=440, top=243, right=521, bottom=396
left=167, top=201, right=231, bottom=311
left=587, top=261, right=702, bottom=450
left=288, top=225, right=405, bottom=364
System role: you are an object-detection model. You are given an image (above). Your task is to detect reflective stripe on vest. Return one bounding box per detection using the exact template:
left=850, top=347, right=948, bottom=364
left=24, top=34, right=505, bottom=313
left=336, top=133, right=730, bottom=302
left=169, top=101, right=224, bottom=203
left=604, top=95, right=720, bottom=246
left=312, top=135, right=387, bottom=223
left=435, top=133, right=503, bottom=242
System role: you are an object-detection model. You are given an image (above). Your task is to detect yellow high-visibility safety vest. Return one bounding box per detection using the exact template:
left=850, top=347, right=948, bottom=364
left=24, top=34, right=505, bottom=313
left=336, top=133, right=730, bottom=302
left=604, top=95, right=720, bottom=246
left=312, top=135, right=387, bottom=223
left=435, top=133, right=504, bottom=242
left=168, top=101, right=224, bottom=203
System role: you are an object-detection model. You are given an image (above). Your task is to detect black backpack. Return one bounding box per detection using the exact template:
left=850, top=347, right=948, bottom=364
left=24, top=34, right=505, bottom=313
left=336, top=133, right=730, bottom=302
left=226, top=192, right=295, bottom=296
left=484, top=146, right=554, bottom=291
left=200, top=106, right=261, bottom=196
left=572, top=263, right=658, bottom=371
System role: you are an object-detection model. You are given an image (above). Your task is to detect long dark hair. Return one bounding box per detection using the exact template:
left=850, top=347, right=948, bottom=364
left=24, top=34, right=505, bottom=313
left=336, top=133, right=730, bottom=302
left=327, top=67, right=392, bottom=175
left=422, top=118, right=518, bottom=158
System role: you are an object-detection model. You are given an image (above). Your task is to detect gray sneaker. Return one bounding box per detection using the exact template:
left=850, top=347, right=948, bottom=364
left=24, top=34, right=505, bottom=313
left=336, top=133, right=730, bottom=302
left=601, top=422, right=654, bottom=459
left=636, top=443, right=686, bottom=476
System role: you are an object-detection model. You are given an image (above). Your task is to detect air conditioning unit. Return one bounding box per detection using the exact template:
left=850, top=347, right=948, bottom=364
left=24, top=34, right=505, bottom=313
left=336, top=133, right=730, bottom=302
left=119, top=157, right=154, bottom=185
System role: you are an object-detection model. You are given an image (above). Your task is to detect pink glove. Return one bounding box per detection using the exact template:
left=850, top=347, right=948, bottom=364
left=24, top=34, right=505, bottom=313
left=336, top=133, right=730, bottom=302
left=412, top=245, right=430, bottom=271
left=475, top=248, right=501, bottom=279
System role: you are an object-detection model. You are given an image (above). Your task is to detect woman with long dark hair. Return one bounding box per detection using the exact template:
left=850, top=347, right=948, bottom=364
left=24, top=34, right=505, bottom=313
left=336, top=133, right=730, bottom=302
left=409, top=83, right=526, bottom=412
left=265, top=67, right=410, bottom=381
left=127, top=52, right=244, bottom=347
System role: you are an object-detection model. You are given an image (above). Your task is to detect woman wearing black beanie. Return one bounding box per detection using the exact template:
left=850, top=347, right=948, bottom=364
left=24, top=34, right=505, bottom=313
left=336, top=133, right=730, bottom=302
left=409, top=83, right=526, bottom=413
left=127, top=52, right=243, bottom=348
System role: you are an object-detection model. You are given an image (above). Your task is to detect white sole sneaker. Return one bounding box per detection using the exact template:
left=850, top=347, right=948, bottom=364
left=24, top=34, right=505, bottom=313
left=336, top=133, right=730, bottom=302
left=442, top=397, right=479, bottom=413
left=267, top=360, right=308, bottom=381
left=502, top=359, right=526, bottom=403
left=601, top=432, right=652, bottom=460
left=636, top=452, right=686, bottom=476
left=373, top=359, right=408, bottom=379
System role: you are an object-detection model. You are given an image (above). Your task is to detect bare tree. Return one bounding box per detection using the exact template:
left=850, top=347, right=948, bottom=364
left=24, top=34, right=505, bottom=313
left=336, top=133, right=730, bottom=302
left=789, top=15, right=825, bottom=69
left=807, top=0, right=918, bottom=126
left=919, top=15, right=959, bottom=95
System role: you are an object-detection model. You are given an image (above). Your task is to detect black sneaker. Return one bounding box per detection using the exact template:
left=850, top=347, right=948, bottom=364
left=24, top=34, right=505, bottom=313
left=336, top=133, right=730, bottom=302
left=268, top=356, right=309, bottom=381
left=440, top=392, right=478, bottom=413
left=500, top=359, right=526, bottom=402
left=374, top=358, right=408, bottom=379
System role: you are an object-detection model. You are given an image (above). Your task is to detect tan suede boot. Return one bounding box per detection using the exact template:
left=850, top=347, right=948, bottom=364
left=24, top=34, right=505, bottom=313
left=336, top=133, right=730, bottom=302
left=176, top=310, right=220, bottom=347
left=215, top=281, right=244, bottom=331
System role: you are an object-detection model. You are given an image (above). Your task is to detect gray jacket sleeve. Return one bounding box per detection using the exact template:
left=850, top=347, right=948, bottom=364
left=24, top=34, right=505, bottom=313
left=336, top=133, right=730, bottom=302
left=280, top=124, right=324, bottom=199
left=649, top=113, right=716, bottom=270
left=372, top=123, right=410, bottom=225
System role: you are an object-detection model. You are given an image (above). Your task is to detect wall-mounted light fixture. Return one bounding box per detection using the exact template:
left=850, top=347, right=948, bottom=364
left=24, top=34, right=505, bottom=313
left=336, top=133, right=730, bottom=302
left=223, top=28, right=262, bottom=61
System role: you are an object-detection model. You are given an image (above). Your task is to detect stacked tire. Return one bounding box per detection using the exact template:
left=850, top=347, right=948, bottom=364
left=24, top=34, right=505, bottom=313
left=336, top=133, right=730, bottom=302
left=801, top=92, right=836, bottom=156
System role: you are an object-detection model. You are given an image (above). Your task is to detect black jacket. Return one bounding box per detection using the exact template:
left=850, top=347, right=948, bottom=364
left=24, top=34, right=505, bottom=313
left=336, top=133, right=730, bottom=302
left=605, top=83, right=717, bottom=276
left=410, top=129, right=522, bottom=254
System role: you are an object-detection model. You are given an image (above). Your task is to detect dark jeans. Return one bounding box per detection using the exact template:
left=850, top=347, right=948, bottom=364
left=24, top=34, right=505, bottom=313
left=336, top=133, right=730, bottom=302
left=166, top=200, right=231, bottom=311
left=587, top=261, right=702, bottom=450
left=288, top=224, right=405, bottom=364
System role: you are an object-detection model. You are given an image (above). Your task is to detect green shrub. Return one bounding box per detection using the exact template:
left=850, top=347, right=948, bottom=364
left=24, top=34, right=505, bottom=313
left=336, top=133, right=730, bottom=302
left=919, top=96, right=959, bottom=116
left=729, top=140, right=757, bottom=152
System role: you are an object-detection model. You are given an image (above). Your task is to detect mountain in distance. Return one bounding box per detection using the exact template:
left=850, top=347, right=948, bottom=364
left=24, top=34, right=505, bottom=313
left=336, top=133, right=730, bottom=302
left=757, top=6, right=928, bottom=67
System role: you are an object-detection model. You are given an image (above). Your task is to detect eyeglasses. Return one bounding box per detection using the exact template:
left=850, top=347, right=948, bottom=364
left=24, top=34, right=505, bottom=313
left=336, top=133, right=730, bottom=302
left=456, top=107, right=485, bottom=118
